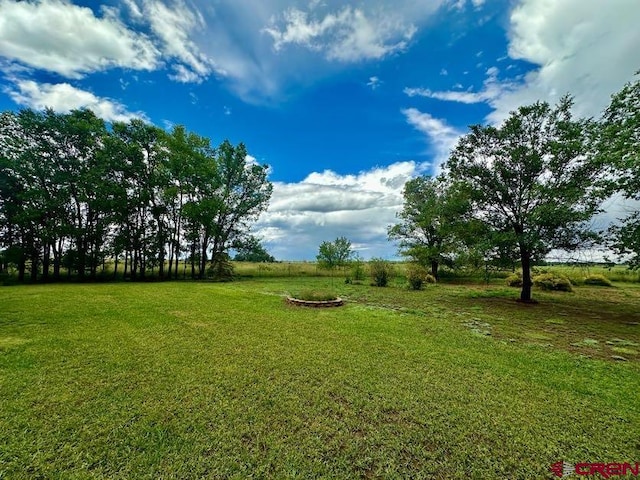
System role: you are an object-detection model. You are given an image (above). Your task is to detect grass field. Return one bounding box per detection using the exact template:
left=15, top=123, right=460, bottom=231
left=1, top=278, right=639, bottom=478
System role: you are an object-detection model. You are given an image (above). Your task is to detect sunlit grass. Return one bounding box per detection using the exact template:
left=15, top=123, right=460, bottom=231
left=1, top=279, right=639, bottom=478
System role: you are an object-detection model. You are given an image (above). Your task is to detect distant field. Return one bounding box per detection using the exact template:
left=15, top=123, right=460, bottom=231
left=4, top=258, right=639, bottom=285
left=1, top=278, right=639, bottom=478
left=232, top=260, right=640, bottom=284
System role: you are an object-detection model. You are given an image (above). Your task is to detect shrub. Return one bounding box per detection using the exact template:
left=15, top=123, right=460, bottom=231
left=369, top=258, right=393, bottom=287
left=506, top=272, right=523, bottom=288
left=583, top=274, right=613, bottom=287
left=533, top=273, right=573, bottom=292
left=406, top=263, right=428, bottom=290
left=291, top=289, right=338, bottom=301
left=207, top=253, right=234, bottom=281
left=350, top=257, right=366, bottom=282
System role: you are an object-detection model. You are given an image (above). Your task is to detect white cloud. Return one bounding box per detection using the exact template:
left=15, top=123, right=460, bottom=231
left=0, top=0, right=221, bottom=84
left=404, top=66, right=517, bottom=106
left=264, top=6, right=417, bottom=62
left=449, top=0, right=484, bottom=10
left=255, top=161, right=429, bottom=260
left=489, top=0, right=640, bottom=122
left=367, top=76, right=382, bottom=90
left=5, top=80, right=147, bottom=122
left=135, top=0, right=223, bottom=83
left=402, top=108, right=461, bottom=169
left=405, top=0, right=640, bottom=126
left=169, top=64, right=203, bottom=84
left=0, top=0, right=159, bottom=78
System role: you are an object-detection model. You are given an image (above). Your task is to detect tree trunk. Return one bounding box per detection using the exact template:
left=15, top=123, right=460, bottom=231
left=167, top=240, right=174, bottom=279
left=124, top=250, right=129, bottom=279
left=18, top=250, right=25, bottom=282
left=519, top=247, right=533, bottom=302
left=430, top=260, right=439, bottom=280
left=190, top=242, right=196, bottom=279
left=53, top=239, right=62, bottom=280
left=199, top=238, right=208, bottom=280
left=30, top=252, right=38, bottom=283
left=158, top=242, right=165, bottom=280
left=77, top=237, right=86, bottom=280
left=42, top=244, right=50, bottom=281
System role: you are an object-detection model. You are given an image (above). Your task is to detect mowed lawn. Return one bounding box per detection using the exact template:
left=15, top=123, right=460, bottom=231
left=1, top=279, right=639, bottom=479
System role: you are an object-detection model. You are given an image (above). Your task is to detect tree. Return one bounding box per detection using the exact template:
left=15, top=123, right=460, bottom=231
left=206, top=140, right=272, bottom=279
left=316, top=236, right=353, bottom=273
left=598, top=74, right=640, bottom=268
left=0, top=108, right=272, bottom=283
left=233, top=235, right=275, bottom=262
left=388, top=175, right=469, bottom=279
left=446, top=97, right=604, bottom=302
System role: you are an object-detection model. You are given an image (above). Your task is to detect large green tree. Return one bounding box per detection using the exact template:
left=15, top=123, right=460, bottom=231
left=598, top=74, right=640, bottom=268
left=446, top=97, right=603, bottom=302
left=388, top=175, right=469, bottom=279
left=206, top=140, right=272, bottom=278
left=0, top=108, right=272, bottom=283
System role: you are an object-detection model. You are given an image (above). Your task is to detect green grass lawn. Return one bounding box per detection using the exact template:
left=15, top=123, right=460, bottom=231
left=1, top=279, right=639, bottom=479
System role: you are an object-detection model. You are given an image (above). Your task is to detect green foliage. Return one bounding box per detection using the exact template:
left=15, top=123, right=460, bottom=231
left=598, top=74, right=640, bottom=268
left=405, top=263, right=428, bottom=290
left=447, top=97, right=604, bottom=302
left=316, top=236, right=353, bottom=271
left=349, top=255, right=366, bottom=282
left=369, top=257, right=393, bottom=287
left=388, top=176, right=469, bottom=279
left=206, top=253, right=234, bottom=281
left=290, top=289, right=338, bottom=301
left=233, top=236, right=275, bottom=263
left=583, top=274, right=613, bottom=287
left=506, top=272, right=523, bottom=288
left=533, top=273, right=573, bottom=292
left=0, top=109, right=272, bottom=283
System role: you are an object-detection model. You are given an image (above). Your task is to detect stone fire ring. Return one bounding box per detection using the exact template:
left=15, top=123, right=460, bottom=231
left=286, top=297, right=344, bottom=307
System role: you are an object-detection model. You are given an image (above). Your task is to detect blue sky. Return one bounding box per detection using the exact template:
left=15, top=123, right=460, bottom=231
left=0, top=0, right=639, bottom=260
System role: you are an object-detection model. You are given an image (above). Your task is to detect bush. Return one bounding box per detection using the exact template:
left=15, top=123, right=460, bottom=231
left=207, top=253, right=234, bottom=281
left=583, top=274, right=613, bottom=287
left=350, top=257, right=366, bottom=282
left=533, top=273, right=573, bottom=292
left=406, top=263, right=428, bottom=290
left=291, top=289, right=338, bottom=301
left=369, top=258, right=393, bottom=287
left=506, top=272, right=523, bottom=288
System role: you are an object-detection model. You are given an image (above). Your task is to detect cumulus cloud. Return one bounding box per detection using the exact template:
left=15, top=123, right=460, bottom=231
left=5, top=80, right=147, bottom=122
left=255, top=161, right=429, bottom=260
left=0, top=0, right=447, bottom=102
left=0, top=0, right=159, bottom=78
left=263, top=5, right=417, bottom=62
left=493, top=0, right=640, bottom=122
left=0, top=0, right=221, bottom=84
left=404, top=0, right=640, bottom=126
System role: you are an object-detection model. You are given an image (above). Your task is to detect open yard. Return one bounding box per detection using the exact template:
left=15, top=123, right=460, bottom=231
left=1, top=278, right=639, bottom=478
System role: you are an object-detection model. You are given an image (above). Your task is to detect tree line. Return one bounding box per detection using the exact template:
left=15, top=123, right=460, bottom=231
left=0, top=109, right=272, bottom=282
left=389, top=76, right=640, bottom=302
